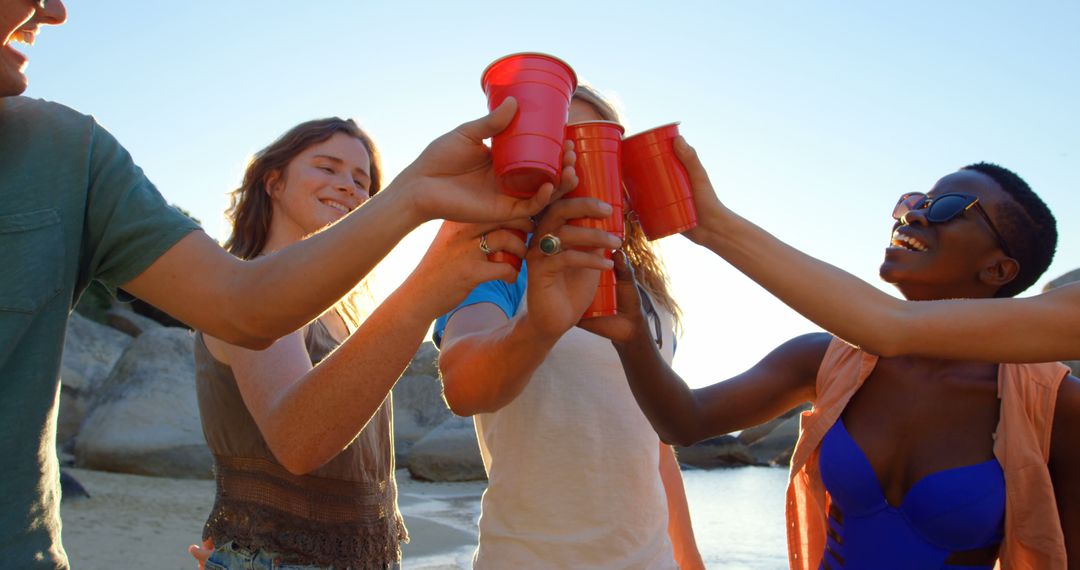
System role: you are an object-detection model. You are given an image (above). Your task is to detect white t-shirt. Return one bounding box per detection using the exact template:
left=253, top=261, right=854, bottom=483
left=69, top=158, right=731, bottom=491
left=443, top=276, right=680, bottom=569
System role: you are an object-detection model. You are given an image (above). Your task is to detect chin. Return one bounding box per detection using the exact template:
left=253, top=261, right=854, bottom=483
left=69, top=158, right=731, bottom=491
left=0, top=76, right=28, bottom=97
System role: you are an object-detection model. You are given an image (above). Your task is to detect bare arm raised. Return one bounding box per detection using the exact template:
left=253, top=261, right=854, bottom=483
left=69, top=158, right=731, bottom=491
left=210, top=219, right=532, bottom=475
left=123, top=98, right=559, bottom=349
left=675, top=137, right=1080, bottom=363
left=580, top=254, right=826, bottom=447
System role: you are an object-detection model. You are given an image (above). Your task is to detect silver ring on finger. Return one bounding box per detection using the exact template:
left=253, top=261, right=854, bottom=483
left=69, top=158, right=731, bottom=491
left=538, top=233, right=562, bottom=256
left=479, top=233, right=493, bottom=254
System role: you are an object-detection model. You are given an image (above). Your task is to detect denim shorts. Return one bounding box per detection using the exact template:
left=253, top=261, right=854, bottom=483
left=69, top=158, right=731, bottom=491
left=205, top=541, right=400, bottom=570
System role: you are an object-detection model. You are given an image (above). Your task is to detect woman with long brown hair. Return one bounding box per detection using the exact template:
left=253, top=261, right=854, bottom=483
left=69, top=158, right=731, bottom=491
left=190, top=117, right=615, bottom=569
left=434, top=85, right=704, bottom=569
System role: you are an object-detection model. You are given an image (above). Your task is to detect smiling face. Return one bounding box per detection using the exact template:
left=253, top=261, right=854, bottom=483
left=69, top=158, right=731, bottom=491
left=1, top=0, right=66, bottom=97
left=880, top=170, right=1018, bottom=301
left=265, top=132, right=372, bottom=246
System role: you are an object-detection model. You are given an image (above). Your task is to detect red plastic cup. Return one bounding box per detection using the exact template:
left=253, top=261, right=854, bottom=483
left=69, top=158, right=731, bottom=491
left=564, top=120, right=625, bottom=241
left=621, top=122, right=698, bottom=240
left=481, top=53, right=578, bottom=198
left=582, top=254, right=617, bottom=320
left=487, top=228, right=526, bottom=273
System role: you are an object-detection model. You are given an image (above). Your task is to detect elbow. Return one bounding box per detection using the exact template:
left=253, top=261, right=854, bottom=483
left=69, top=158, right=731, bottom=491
left=856, top=320, right=909, bottom=358
left=218, top=309, right=286, bottom=350
left=440, top=375, right=488, bottom=417
left=226, top=332, right=276, bottom=351
left=270, top=442, right=324, bottom=476
left=263, top=425, right=328, bottom=476
left=660, top=428, right=705, bottom=449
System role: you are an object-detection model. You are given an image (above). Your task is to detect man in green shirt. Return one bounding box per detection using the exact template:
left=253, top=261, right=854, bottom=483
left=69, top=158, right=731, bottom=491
left=1, top=2, right=565, bottom=567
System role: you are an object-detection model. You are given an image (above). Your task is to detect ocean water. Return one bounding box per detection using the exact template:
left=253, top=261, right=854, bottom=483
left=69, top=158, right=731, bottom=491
left=401, top=466, right=791, bottom=569
left=682, top=467, right=789, bottom=569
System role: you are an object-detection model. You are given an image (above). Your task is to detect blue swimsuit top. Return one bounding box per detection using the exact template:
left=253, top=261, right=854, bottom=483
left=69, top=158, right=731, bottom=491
left=818, top=419, right=1005, bottom=570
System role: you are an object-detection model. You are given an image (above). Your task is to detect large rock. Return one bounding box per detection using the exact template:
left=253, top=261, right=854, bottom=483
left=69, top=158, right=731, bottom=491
left=407, top=341, right=440, bottom=378
left=676, top=435, right=756, bottom=469
left=406, top=415, right=486, bottom=482
left=105, top=307, right=163, bottom=337
left=738, top=404, right=810, bottom=446
left=59, top=312, right=133, bottom=444
left=74, top=327, right=211, bottom=479
left=748, top=415, right=801, bottom=466
left=1043, top=268, right=1080, bottom=293
left=392, top=374, right=452, bottom=467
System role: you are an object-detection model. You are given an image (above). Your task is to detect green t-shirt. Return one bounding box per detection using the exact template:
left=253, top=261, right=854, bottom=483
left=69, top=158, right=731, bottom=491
left=0, top=96, right=201, bottom=568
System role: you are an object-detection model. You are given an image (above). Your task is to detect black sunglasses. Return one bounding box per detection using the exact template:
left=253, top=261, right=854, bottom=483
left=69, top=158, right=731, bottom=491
left=892, top=192, right=1012, bottom=258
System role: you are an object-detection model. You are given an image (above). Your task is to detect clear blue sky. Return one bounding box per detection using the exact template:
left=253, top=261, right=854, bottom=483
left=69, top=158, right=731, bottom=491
left=24, top=1, right=1080, bottom=384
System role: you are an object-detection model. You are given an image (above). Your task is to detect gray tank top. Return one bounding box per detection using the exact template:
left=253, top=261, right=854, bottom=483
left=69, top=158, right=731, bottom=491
left=194, top=319, right=406, bottom=569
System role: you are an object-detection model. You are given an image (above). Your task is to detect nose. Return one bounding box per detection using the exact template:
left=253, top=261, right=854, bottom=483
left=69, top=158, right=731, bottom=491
left=35, top=0, right=68, bottom=25
left=334, top=174, right=368, bottom=206
left=900, top=207, right=930, bottom=227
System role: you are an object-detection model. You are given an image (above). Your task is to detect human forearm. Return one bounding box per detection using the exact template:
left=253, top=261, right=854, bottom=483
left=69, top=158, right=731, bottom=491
left=699, top=207, right=1080, bottom=361
left=439, top=312, right=560, bottom=416
left=265, top=280, right=434, bottom=475
left=228, top=188, right=423, bottom=345
left=694, top=205, right=908, bottom=356
left=614, top=331, right=710, bottom=447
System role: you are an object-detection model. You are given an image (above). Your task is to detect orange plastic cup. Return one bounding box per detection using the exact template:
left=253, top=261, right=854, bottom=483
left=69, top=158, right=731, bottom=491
left=622, top=122, right=698, bottom=240
left=481, top=53, right=577, bottom=198
left=564, top=120, right=625, bottom=240
left=582, top=255, right=617, bottom=319
left=487, top=228, right=526, bottom=273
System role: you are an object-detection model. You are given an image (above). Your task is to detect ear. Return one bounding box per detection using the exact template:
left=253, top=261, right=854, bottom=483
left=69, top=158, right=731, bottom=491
left=979, top=254, right=1020, bottom=290
left=264, top=170, right=282, bottom=197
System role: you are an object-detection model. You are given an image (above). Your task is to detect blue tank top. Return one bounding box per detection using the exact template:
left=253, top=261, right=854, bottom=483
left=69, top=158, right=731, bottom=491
left=817, top=419, right=1005, bottom=569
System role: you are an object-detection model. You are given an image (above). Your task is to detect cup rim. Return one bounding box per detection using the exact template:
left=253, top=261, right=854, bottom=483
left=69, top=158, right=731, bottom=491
left=480, top=52, right=578, bottom=91
left=624, top=122, right=682, bottom=141
left=566, top=120, right=626, bottom=134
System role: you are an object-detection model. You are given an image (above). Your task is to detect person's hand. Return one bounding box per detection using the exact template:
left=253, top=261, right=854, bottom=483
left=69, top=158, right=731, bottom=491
left=405, top=217, right=535, bottom=320
left=577, top=251, right=653, bottom=345
left=187, top=538, right=214, bottom=570
left=520, top=198, right=621, bottom=340
left=672, top=136, right=725, bottom=246
left=397, top=97, right=578, bottom=224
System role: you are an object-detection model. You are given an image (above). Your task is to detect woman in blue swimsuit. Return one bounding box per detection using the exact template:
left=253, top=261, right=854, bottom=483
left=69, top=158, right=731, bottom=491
left=583, top=158, right=1080, bottom=568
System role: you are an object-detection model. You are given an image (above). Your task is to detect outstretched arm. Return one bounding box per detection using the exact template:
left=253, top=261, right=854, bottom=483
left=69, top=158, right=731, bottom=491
left=580, top=254, right=826, bottom=447
left=122, top=98, right=560, bottom=349
left=214, top=220, right=531, bottom=475
left=675, top=137, right=1080, bottom=363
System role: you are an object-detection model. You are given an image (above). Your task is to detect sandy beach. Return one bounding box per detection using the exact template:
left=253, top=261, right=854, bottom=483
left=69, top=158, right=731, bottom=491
left=60, top=466, right=792, bottom=568
left=61, top=468, right=484, bottom=569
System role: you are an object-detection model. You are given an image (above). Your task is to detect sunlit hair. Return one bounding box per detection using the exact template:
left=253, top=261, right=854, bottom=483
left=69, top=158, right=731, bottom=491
left=223, top=117, right=382, bottom=327
left=573, top=84, right=683, bottom=332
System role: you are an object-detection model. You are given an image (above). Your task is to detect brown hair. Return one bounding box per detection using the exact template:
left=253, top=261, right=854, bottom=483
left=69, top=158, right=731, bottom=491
left=573, top=84, right=683, bottom=332
left=223, top=118, right=382, bottom=327
left=224, top=117, right=382, bottom=260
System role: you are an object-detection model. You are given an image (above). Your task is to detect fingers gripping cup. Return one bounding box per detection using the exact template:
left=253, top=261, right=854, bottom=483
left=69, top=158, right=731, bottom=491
left=482, top=53, right=578, bottom=198
left=583, top=252, right=618, bottom=319
left=564, top=120, right=626, bottom=239
left=487, top=228, right=527, bottom=273
left=622, top=123, right=698, bottom=240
